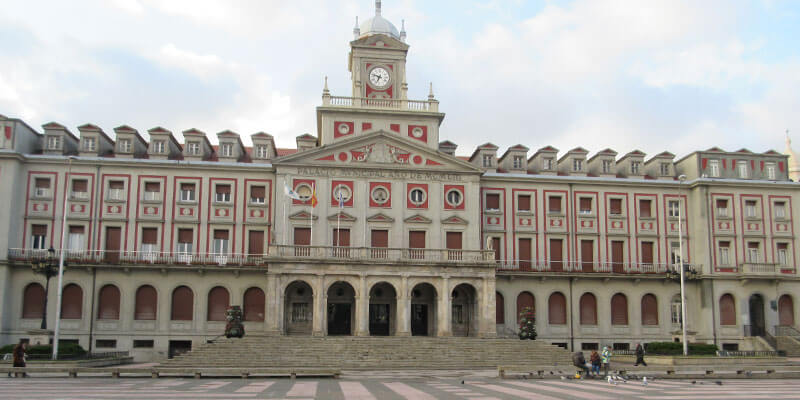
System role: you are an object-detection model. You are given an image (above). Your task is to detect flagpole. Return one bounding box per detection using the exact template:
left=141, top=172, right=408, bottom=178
left=337, top=192, right=341, bottom=248
left=283, top=175, right=288, bottom=246
left=310, top=183, right=314, bottom=247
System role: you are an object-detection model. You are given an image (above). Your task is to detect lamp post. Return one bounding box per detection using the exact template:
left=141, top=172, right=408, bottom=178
left=31, top=247, right=58, bottom=330
left=52, top=156, right=76, bottom=360
left=677, top=174, right=688, bottom=356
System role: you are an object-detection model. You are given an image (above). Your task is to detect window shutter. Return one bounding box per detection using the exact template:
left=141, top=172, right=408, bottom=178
left=747, top=242, right=759, bottom=249
left=611, top=294, right=628, bottom=325
left=171, top=286, right=194, bottom=321
left=72, top=179, right=88, bottom=192
left=69, top=225, right=84, bottom=234
left=517, top=195, right=531, bottom=211
left=213, top=230, right=229, bottom=240
left=485, top=193, right=500, bottom=209
left=142, top=228, right=158, bottom=244
left=719, top=294, right=736, bottom=325
left=35, top=178, right=50, bottom=188
left=639, top=199, right=651, bottom=218
left=409, top=231, right=426, bottom=248
left=293, top=228, right=311, bottom=246
left=134, top=285, right=157, bottom=320
left=516, top=292, right=535, bottom=323
left=216, top=184, right=231, bottom=194
left=445, top=232, right=462, bottom=250
left=248, top=231, right=264, bottom=254
left=548, top=196, right=561, bottom=213
left=178, top=229, right=193, bottom=243
left=109, top=180, right=124, bottom=189
left=251, top=186, right=265, bottom=198
left=207, top=286, right=230, bottom=321
left=243, top=287, right=265, bottom=322
left=32, top=224, right=48, bottom=235
left=580, top=293, right=597, bottom=325
left=641, top=242, right=654, bottom=264
left=180, top=183, right=195, bottom=191
left=145, top=182, right=160, bottom=192
left=23, top=283, right=45, bottom=319
left=641, top=294, right=658, bottom=325
left=548, top=293, right=567, bottom=325
left=777, top=243, right=788, bottom=251
left=579, top=197, right=592, bottom=212
left=61, top=284, right=83, bottom=319
left=610, top=198, right=622, bottom=214
left=371, top=230, right=388, bottom=248
left=719, top=241, right=730, bottom=248
left=97, top=285, right=121, bottom=320
left=716, top=199, right=727, bottom=208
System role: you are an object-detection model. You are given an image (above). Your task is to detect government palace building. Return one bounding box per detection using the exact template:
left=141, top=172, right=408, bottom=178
left=1, top=2, right=799, bottom=361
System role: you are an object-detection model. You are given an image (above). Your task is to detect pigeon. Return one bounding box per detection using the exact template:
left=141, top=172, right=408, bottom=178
left=461, top=380, right=464, bottom=385
left=642, top=377, right=648, bottom=386
left=691, top=380, right=697, bottom=384
left=716, top=381, right=722, bottom=386
left=561, top=376, right=567, bottom=380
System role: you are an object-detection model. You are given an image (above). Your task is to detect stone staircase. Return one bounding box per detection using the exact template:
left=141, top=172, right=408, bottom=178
left=163, top=336, right=572, bottom=369
left=777, top=336, right=800, bottom=356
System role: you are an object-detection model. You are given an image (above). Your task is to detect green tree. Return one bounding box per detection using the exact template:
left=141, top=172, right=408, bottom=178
left=518, top=307, right=537, bottom=340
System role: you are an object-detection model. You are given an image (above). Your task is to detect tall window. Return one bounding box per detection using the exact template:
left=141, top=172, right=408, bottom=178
left=709, top=160, right=720, bottom=177
left=207, top=286, right=230, bottom=321
left=141, top=228, right=158, bottom=259
left=513, top=155, right=524, bottom=169
left=61, top=284, right=83, bottom=319
left=171, top=286, right=193, bottom=321
left=641, top=294, right=658, bottom=325
left=243, top=287, right=265, bottom=322
left=152, top=140, right=165, bottom=154
left=134, top=285, right=157, bottom=320
left=22, top=283, right=45, bottom=319
left=572, top=159, right=583, bottom=172
left=215, top=184, right=231, bottom=203
left=179, top=183, right=195, bottom=202
left=719, top=294, right=736, bottom=325
left=745, top=200, right=757, bottom=218
left=47, top=135, right=61, bottom=150
left=671, top=295, right=682, bottom=325
left=719, top=241, right=731, bottom=265
left=716, top=199, right=729, bottom=217
left=630, top=161, right=641, bottom=175
left=542, top=158, right=553, bottom=170
left=766, top=163, right=777, bottom=180
left=31, top=224, right=47, bottom=249
left=746, top=242, right=760, bottom=262
left=775, top=201, right=787, bottom=219
left=738, top=161, right=748, bottom=178
left=777, top=243, right=789, bottom=266
left=579, top=293, right=597, bottom=325
left=177, top=229, right=193, bottom=254
left=611, top=293, right=628, bottom=325
left=602, top=160, right=613, bottom=174
left=660, top=162, right=671, bottom=176
left=97, top=284, right=121, bottom=320
left=639, top=199, right=652, bottom=218
left=212, top=230, right=229, bottom=254
left=68, top=226, right=85, bottom=253
left=668, top=200, right=680, bottom=217
left=548, top=292, right=567, bottom=325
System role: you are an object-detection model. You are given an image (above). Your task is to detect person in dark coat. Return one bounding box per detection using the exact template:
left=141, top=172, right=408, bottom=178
left=11, top=340, right=27, bottom=377
left=572, top=351, right=589, bottom=376
left=634, top=343, right=647, bottom=366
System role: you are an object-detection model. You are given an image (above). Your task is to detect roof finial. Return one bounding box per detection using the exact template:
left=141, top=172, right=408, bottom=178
left=353, top=16, right=360, bottom=39
left=375, top=0, right=381, bottom=16
left=428, top=82, right=435, bottom=100
left=400, top=19, right=406, bottom=42
left=323, top=76, right=329, bottom=95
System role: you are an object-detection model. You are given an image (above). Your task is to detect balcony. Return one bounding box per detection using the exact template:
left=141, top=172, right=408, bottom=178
left=738, top=262, right=794, bottom=276
left=267, top=245, right=492, bottom=265
left=496, top=260, right=686, bottom=275
left=8, top=248, right=264, bottom=267
left=322, top=95, right=439, bottom=112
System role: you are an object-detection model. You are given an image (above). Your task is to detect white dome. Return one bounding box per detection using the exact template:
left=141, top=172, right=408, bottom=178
left=359, top=15, right=400, bottom=39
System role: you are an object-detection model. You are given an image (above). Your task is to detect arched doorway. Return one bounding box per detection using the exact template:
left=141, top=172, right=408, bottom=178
left=516, top=291, right=535, bottom=324
left=327, top=281, right=355, bottom=336
left=284, top=281, right=313, bottom=335
left=452, top=283, right=478, bottom=337
left=369, top=282, right=396, bottom=336
left=410, top=283, right=437, bottom=336
left=749, top=294, right=765, bottom=336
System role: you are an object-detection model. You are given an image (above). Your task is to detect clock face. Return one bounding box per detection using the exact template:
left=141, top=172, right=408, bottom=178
left=369, top=66, right=391, bottom=88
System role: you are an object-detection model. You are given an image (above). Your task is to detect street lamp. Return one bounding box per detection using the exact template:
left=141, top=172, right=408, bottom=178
left=677, top=174, right=688, bottom=356
left=31, top=247, right=58, bottom=330
left=52, top=155, right=76, bottom=360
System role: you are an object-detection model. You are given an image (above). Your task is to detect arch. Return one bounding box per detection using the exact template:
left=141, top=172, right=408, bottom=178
left=779, top=294, right=795, bottom=326
left=611, top=293, right=628, bottom=325
left=451, top=283, right=478, bottom=337
left=243, top=287, right=265, bottom=322
left=410, top=282, right=438, bottom=336
left=327, top=281, right=356, bottom=335
left=22, top=282, right=45, bottom=319
left=548, top=292, right=567, bottom=325
left=171, top=286, right=194, bottom=321
left=496, top=292, right=505, bottom=324
left=516, top=291, right=535, bottom=324
left=207, top=286, right=230, bottom=321
left=61, top=283, right=83, bottom=319
left=369, top=281, right=397, bottom=336
left=134, top=285, right=157, bottom=320
left=641, top=293, right=658, bottom=325
left=284, top=280, right=313, bottom=335
left=719, top=293, right=736, bottom=325
left=97, top=284, right=121, bottom=320
left=579, top=292, right=597, bottom=325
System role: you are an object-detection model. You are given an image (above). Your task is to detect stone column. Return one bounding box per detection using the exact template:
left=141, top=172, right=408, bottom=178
left=479, top=277, right=497, bottom=338
left=437, top=277, right=451, bottom=337
left=396, top=276, right=411, bottom=336
left=312, top=275, right=324, bottom=336
left=264, top=272, right=281, bottom=335
left=355, top=275, right=369, bottom=336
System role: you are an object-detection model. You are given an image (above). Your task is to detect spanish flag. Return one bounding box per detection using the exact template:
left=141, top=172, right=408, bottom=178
left=310, top=183, right=318, bottom=208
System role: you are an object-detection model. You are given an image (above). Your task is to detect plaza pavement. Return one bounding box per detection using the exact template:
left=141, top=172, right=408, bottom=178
left=2, top=373, right=800, bottom=399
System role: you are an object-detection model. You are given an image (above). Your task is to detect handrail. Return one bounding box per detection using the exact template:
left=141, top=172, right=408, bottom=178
left=775, top=325, right=800, bottom=338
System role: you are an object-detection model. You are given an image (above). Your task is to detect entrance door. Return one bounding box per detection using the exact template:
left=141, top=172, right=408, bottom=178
left=369, top=304, right=390, bottom=336
left=749, top=294, right=765, bottom=337
left=327, top=303, right=351, bottom=335
left=411, top=304, right=428, bottom=336
left=168, top=340, right=192, bottom=359
left=611, top=241, right=624, bottom=273
left=105, top=227, right=121, bottom=263
left=550, top=239, right=563, bottom=271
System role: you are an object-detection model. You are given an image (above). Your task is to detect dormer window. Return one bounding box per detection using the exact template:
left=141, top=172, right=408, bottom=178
left=152, top=140, right=165, bottom=154
left=513, top=156, right=524, bottom=169
left=572, top=159, right=583, bottom=172
left=602, top=160, right=613, bottom=174
left=118, top=139, right=131, bottom=153
left=255, top=145, right=269, bottom=159
left=543, top=158, right=553, bottom=170
left=482, top=154, right=493, bottom=168
left=660, top=162, right=671, bottom=176
left=738, top=161, right=748, bottom=179
left=187, top=141, right=200, bottom=155
left=708, top=160, right=720, bottom=177
left=221, top=143, right=233, bottom=157
left=47, top=136, right=61, bottom=150
left=630, top=161, right=641, bottom=175
left=82, top=137, right=96, bottom=152
left=766, top=163, right=776, bottom=180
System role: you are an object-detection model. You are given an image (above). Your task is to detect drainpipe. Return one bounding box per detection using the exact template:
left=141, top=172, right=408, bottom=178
left=87, top=267, right=96, bottom=353
left=87, top=164, right=101, bottom=353
left=569, top=277, right=575, bottom=351
left=704, top=185, right=718, bottom=347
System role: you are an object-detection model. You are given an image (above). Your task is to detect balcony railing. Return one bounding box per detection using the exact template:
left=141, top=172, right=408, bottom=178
left=268, top=245, right=493, bottom=264
left=496, top=260, right=681, bottom=274
left=8, top=248, right=265, bottom=267
left=740, top=262, right=789, bottom=275
left=323, top=95, right=439, bottom=112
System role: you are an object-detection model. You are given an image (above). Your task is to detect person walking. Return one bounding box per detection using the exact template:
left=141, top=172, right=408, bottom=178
left=11, top=340, right=27, bottom=377
left=601, top=346, right=612, bottom=376
left=590, top=350, right=601, bottom=376
left=634, top=343, right=647, bottom=367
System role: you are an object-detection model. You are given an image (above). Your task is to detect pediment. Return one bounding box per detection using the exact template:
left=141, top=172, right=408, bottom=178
left=327, top=211, right=356, bottom=222
left=404, top=214, right=432, bottom=224
left=288, top=210, right=318, bottom=221
left=367, top=213, right=395, bottom=223
left=274, top=131, right=481, bottom=173
left=442, top=216, right=468, bottom=225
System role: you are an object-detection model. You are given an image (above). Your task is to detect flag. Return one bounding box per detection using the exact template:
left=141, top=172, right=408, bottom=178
left=284, top=183, right=301, bottom=200
left=310, top=184, right=318, bottom=208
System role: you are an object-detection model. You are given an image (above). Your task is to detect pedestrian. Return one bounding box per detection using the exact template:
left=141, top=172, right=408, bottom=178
left=572, top=351, right=590, bottom=377
left=601, top=346, right=612, bottom=376
left=634, top=343, right=647, bottom=367
left=12, top=340, right=27, bottom=378
left=590, top=350, right=601, bottom=376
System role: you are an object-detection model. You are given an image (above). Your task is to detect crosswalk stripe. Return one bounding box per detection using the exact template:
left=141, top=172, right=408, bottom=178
left=507, top=381, right=614, bottom=400
left=340, top=381, right=375, bottom=400
left=286, top=381, right=318, bottom=397
left=472, top=383, right=563, bottom=400
left=544, top=379, right=649, bottom=394
left=639, top=395, right=800, bottom=400
left=384, top=382, right=438, bottom=400
left=235, top=381, right=274, bottom=393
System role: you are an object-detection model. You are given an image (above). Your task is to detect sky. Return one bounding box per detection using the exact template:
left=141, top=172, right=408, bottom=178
left=0, top=0, right=798, bottom=158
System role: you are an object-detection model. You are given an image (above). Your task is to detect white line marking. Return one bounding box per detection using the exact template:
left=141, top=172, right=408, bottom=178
left=384, top=382, right=438, bottom=400
left=340, top=381, right=376, bottom=400
left=286, top=381, right=317, bottom=397
left=235, top=381, right=275, bottom=393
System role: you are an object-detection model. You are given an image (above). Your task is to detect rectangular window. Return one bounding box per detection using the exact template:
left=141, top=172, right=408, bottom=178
left=631, top=161, right=641, bottom=175
left=719, top=241, right=730, bottom=265
left=639, top=199, right=652, bottom=218
left=738, top=161, right=748, bottom=178
left=485, top=193, right=500, bottom=210
left=745, top=200, right=757, bottom=218
left=212, top=230, right=229, bottom=254
left=95, top=340, right=116, bottom=349
left=371, top=230, right=389, bottom=258
left=579, top=197, right=592, bottom=214
left=766, top=163, right=777, bottom=180
left=446, top=231, right=462, bottom=261
left=71, top=179, right=89, bottom=200
left=177, top=229, right=193, bottom=256
left=47, top=135, right=61, bottom=150
left=248, top=230, right=264, bottom=256
left=517, top=195, right=531, bottom=212
left=143, top=182, right=160, bottom=201
left=716, top=199, right=729, bottom=217
left=542, top=158, right=553, bottom=170
left=513, top=155, right=524, bottom=169
left=83, top=137, right=96, bottom=151
left=670, top=241, right=681, bottom=266
left=602, top=160, right=613, bottom=174
left=668, top=200, right=680, bottom=217
left=548, top=196, right=562, bottom=213
left=34, top=177, right=51, bottom=198
left=671, top=302, right=682, bottom=325
left=747, top=242, right=760, bottom=262
left=709, top=160, right=720, bottom=177
left=777, top=243, right=789, bottom=266
left=250, top=186, right=266, bottom=204
left=118, top=139, right=131, bottom=153
left=641, top=241, right=654, bottom=265
left=179, top=183, right=195, bottom=202
left=221, top=143, right=233, bottom=157
left=409, top=231, right=425, bottom=259
left=133, top=340, right=154, bottom=348
left=775, top=201, right=787, bottom=219
left=187, top=141, right=200, bottom=155
left=660, top=162, right=671, bottom=176
left=215, top=184, right=231, bottom=203
left=572, top=159, right=582, bottom=172
left=255, top=145, right=269, bottom=159
left=294, top=227, right=311, bottom=246
left=482, top=154, right=493, bottom=167
left=141, top=227, right=158, bottom=261
left=31, top=224, right=47, bottom=249
left=152, top=140, right=165, bottom=153
left=609, top=198, right=622, bottom=215
left=108, top=180, right=125, bottom=201
left=68, top=225, right=84, bottom=253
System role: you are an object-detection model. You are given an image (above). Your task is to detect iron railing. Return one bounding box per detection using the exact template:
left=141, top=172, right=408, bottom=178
left=8, top=249, right=266, bottom=267
left=495, top=260, right=685, bottom=275
left=717, top=350, right=786, bottom=357
left=1, top=350, right=129, bottom=361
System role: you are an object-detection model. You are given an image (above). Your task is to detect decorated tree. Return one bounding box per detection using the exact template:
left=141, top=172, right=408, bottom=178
left=518, top=307, right=537, bottom=340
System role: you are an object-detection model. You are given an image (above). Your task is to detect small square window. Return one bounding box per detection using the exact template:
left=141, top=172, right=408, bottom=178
left=133, top=339, right=154, bottom=348
left=95, top=339, right=117, bottom=349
